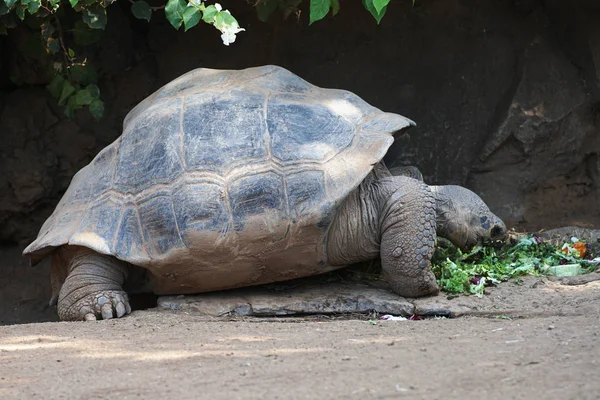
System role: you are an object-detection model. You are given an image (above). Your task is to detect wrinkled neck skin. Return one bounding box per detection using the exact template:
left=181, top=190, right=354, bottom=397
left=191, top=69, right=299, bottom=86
left=326, top=169, right=398, bottom=265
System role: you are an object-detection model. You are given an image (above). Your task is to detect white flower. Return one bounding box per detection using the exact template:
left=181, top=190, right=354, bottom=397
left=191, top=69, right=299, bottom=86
left=208, top=3, right=244, bottom=45
left=220, top=23, right=245, bottom=45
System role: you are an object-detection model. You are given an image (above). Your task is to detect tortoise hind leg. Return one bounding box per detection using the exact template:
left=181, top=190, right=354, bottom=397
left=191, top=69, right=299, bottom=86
left=54, top=246, right=131, bottom=321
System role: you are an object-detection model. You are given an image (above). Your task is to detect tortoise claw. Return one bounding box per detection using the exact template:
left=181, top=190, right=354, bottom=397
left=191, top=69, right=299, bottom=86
left=58, top=290, right=132, bottom=321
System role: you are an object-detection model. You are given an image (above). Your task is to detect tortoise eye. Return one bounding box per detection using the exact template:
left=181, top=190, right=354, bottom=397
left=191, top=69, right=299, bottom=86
left=479, top=216, right=490, bottom=229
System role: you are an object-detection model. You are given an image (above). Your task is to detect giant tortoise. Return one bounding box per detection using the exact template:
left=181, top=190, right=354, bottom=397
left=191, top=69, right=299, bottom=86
left=24, top=65, right=507, bottom=321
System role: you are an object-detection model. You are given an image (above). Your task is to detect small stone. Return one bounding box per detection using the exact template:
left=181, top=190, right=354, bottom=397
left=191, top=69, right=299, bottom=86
left=548, top=325, right=555, bottom=330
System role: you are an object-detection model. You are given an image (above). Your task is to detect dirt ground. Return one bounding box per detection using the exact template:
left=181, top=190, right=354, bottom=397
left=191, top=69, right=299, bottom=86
left=1, top=310, right=599, bottom=400
left=1, top=281, right=600, bottom=399
left=2, top=244, right=600, bottom=399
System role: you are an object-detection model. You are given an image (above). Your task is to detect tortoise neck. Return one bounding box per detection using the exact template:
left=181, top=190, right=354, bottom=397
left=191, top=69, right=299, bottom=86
left=325, top=173, right=397, bottom=266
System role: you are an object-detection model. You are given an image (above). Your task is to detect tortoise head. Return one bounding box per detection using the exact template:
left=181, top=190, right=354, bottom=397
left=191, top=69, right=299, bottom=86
left=430, top=185, right=507, bottom=250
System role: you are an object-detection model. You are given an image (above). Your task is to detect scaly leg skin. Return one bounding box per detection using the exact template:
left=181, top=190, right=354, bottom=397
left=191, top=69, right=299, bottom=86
left=56, top=246, right=131, bottom=321
left=379, top=177, right=439, bottom=298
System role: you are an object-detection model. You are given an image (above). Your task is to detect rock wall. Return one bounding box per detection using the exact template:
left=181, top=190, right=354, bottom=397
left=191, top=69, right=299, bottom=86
left=1, top=0, right=599, bottom=245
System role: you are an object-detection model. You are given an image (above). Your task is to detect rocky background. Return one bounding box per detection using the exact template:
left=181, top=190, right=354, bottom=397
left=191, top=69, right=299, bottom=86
left=1, top=0, right=599, bottom=247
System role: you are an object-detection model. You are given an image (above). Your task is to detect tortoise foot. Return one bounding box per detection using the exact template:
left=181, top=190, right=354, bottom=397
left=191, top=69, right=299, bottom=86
left=59, top=290, right=132, bottom=321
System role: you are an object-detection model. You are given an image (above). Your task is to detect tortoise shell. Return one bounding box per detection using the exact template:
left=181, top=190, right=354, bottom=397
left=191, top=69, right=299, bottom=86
left=24, top=65, right=413, bottom=293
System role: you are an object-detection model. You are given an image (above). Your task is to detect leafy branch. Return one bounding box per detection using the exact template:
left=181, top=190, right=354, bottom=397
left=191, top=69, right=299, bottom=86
left=1, top=0, right=244, bottom=119
left=1, top=0, right=414, bottom=119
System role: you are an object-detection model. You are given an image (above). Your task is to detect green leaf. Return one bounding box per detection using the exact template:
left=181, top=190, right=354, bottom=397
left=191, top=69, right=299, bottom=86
left=219, top=10, right=237, bottom=25
left=46, top=74, right=65, bottom=99
left=64, top=104, right=75, bottom=119
left=213, top=12, right=223, bottom=27
left=309, top=0, right=330, bottom=25
left=372, top=0, right=389, bottom=13
left=164, top=0, right=186, bottom=29
left=15, top=3, right=25, bottom=20
left=46, top=38, right=60, bottom=54
left=131, top=0, right=151, bottom=22
left=4, top=0, right=17, bottom=8
left=68, top=0, right=78, bottom=7
left=86, top=83, right=100, bottom=98
left=75, top=89, right=93, bottom=105
left=256, top=0, right=278, bottom=22
left=65, top=95, right=83, bottom=119
left=89, top=98, right=104, bottom=119
left=201, top=4, right=217, bottom=23
left=72, top=20, right=102, bottom=45
left=68, top=47, right=75, bottom=58
left=40, top=22, right=59, bottom=53
left=58, top=80, right=76, bottom=105
left=69, top=64, right=97, bottom=85
left=27, top=0, right=40, bottom=13
left=40, top=20, right=55, bottom=40
left=362, top=0, right=386, bottom=24
left=330, top=0, right=339, bottom=16
left=68, top=95, right=83, bottom=109
left=82, top=6, right=107, bottom=30
left=0, top=1, right=9, bottom=15
left=182, top=7, right=200, bottom=31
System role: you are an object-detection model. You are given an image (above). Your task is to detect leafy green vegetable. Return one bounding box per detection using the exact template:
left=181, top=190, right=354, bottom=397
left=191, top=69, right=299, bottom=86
left=431, top=235, right=599, bottom=297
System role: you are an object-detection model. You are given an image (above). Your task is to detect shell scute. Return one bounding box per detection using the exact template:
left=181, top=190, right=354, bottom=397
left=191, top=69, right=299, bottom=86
left=268, top=96, right=354, bottom=163
left=286, top=170, right=327, bottom=220
left=182, top=89, right=268, bottom=174
left=114, top=98, right=184, bottom=193
left=137, top=195, right=184, bottom=256
left=114, top=205, right=146, bottom=261
left=229, top=172, right=287, bottom=232
left=69, top=198, right=121, bottom=253
left=172, top=182, right=230, bottom=246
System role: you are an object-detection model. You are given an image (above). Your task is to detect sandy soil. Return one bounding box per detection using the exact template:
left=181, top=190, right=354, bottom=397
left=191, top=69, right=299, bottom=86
left=1, top=307, right=599, bottom=400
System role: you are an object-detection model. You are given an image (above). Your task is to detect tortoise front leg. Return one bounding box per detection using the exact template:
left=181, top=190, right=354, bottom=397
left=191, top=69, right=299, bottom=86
left=55, top=246, right=131, bottom=321
left=379, top=177, right=439, bottom=297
